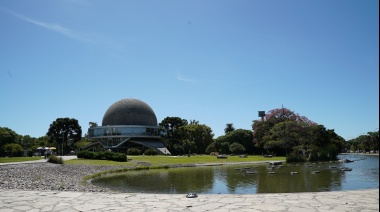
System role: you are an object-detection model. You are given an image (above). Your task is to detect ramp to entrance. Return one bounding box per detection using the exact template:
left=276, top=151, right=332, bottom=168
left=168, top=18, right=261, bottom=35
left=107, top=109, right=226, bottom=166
left=130, top=140, right=171, bottom=155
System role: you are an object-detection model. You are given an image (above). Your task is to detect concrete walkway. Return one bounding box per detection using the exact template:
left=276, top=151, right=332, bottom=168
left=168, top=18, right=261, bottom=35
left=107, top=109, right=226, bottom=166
left=0, top=188, right=378, bottom=211
left=0, top=156, right=78, bottom=166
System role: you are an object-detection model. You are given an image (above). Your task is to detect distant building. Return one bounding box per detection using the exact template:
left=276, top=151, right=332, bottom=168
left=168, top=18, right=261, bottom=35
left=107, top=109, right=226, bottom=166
left=86, top=98, right=169, bottom=154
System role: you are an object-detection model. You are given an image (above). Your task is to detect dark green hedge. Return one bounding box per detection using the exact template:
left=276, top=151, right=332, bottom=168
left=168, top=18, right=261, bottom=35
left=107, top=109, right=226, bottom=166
left=144, top=149, right=158, bottom=155
left=77, top=150, right=127, bottom=162
left=127, top=148, right=141, bottom=155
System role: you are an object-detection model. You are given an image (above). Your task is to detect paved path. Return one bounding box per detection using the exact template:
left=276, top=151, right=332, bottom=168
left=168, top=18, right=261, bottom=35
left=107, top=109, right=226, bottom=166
left=0, top=156, right=78, bottom=166
left=0, top=188, right=378, bottom=211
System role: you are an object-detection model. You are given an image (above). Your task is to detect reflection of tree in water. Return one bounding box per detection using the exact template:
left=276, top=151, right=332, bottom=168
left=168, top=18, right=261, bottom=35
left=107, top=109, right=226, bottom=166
left=223, top=166, right=258, bottom=193
left=93, top=155, right=377, bottom=194
left=255, top=163, right=343, bottom=193
left=166, top=167, right=214, bottom=193
left=93, top=167, right=214, bottom=194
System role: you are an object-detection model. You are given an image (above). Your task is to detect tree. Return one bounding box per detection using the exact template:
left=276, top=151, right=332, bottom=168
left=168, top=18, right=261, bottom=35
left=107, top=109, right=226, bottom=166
left=75, top=138, right=91, bottom=149
left=0, top=127, right=18, bottom=147
left=264, top=107, right=316, bottom=125
left=367, top=131, right=379, bottom=151
left=262, top=120, right=308, bottom=156
left=252, top=107, right=345, bottom=161
left=224, top=123, right=235, bottom=134
left=252, top=119, right=272, bottom=154
left=47, top=118, right=82, bottom=155
left=252, top=107, right=318, bottom=156
left=215, top=129, right=254, bottom=154
left=182, top=139, right=196, bottom=156
left=159, top=117, right=188, bottom=155
left=1, top=143, right=23, bottom=157
left=182, top=121, right=214, bottom=154
left=357, top=135, right=371, bottom=152
left=229, top=142, right=246, bottom=154
left=89, top=122, right=98, bottom=128
left=205, top=142, right=217, bottom=154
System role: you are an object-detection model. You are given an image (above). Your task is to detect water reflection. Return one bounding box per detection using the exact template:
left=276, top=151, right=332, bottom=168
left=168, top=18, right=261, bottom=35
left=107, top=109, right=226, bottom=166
left=92, top=154, right=378, bottom=194
left=93, top=167, right=215, bottom=193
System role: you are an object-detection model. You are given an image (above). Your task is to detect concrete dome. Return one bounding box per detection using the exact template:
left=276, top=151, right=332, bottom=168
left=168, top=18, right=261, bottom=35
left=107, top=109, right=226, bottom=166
left=102, top=98, right=157, bottom=126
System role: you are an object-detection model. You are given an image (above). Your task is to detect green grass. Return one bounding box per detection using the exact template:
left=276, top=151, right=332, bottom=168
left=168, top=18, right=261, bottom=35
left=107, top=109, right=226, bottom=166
left=65, top=155, right=286, bottom=167
left=68, top=155, right=286, bottom=186
left=0, top=157, right=44, bottom=163
left=129, top=155, right=285, bottom=166
left=65, top=159, right=133, bottom=166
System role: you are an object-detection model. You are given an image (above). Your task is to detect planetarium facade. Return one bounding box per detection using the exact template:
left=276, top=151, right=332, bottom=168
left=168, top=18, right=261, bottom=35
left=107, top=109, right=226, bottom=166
left=87, top=98, right=169, bottom=154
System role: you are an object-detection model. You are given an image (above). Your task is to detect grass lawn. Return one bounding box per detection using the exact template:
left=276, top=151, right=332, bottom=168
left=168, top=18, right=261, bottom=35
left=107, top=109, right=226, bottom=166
left=65, top=155, right=286, bottom=167
left=65, top=159, right=132, bottom=166
left=0, top=157, right=44, bottom=163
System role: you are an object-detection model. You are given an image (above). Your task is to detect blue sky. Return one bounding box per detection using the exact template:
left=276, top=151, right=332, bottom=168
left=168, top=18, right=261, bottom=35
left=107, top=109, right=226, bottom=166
left=0, top=0, right=378, bottom=140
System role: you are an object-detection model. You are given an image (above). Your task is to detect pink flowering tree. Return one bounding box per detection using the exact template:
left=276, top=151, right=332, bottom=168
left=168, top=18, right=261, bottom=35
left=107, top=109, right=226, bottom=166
left=252, top=107, right=317, bottom=156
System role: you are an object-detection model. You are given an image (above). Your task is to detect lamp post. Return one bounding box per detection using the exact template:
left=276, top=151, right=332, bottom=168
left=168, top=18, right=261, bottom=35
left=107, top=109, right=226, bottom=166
left=258, top=111, right=265, bottom=121
left=282, top=105, right=287, bottom=156
left=62, top=131, right=65, bottom=156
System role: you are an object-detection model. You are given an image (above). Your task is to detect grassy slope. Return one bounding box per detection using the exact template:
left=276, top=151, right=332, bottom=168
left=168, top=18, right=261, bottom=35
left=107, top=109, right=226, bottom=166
left=65, top=155, right=286, bottom=167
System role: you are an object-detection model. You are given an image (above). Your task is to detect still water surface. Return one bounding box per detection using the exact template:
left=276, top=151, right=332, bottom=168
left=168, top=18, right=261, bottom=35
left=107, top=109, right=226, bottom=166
left=92, top=154, right=378, bottom=194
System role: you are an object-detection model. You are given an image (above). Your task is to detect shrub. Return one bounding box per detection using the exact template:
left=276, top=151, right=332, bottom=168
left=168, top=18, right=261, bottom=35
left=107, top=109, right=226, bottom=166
left=209, top=152, right=219, bottom=156
left=1, top=143, right=24, bottom=157
left=127, top=148, right=141, bottom=155
left=77, top=150, right=96, bottom=159
left=96, top=151, right=114, bottom=160
left=48, top=155, right=64, bottom=164
left=317, top=144, right=338, bottom=161
left=112, top=153, right=127, bottom=162
left=144, top=149, right=158, bottom=155
left=229, top=142, right=246, bottom=154
left=77, top=150, right=127, bottom=162
left=205, top=142, right=217, bottom=154
left=286, top=152, right=306, bottom=162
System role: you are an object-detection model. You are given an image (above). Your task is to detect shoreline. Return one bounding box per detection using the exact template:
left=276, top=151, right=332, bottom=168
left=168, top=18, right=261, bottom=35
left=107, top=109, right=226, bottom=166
left=339, top=152, right=379, bottom=156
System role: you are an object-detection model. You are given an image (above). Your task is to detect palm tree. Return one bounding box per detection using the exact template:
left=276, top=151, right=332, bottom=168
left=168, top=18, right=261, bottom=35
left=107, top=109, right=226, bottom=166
left=224, top=123, right=235, bottom=134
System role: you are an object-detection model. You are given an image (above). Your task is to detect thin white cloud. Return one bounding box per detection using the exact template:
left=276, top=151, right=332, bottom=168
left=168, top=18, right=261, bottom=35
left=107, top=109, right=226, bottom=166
left=59, top=0, right=93, bottom=7
left=2, top=7, right=93, bottom=44
left=176, top=74, right=199, bottom=83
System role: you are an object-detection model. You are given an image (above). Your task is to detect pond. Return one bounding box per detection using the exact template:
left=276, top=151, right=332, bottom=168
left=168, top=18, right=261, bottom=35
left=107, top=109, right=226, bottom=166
left=92, top=154, right=379, bottom=194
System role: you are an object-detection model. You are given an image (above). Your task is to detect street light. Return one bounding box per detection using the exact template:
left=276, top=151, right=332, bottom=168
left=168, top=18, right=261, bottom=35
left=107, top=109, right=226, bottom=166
left=282, top=105, right=287, bottom=156
left=62, top=131, right=65, bottom=156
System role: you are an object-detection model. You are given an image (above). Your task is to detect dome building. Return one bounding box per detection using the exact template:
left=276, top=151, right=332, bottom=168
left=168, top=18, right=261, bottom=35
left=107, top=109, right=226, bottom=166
left=87, top=98, right=169, bottom=154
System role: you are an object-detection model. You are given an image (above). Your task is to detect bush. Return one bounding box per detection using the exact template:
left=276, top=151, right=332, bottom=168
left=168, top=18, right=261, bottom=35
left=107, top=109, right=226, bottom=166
left=229, top=142, right=246, bottom=154
left=48, top=155, right=64, bottom=164
left=205, top=142, right=217, bottom=154
left=286, top=152, right=306, bottom=162
left=1, top=143, right=24, bottom=157
left=127, top=148, right=141, bottom=155
left=96, top=151, right=114, bottom=160
left=77, top=150, right=96, bottom=159
left=307, top=144, right=339, bottom=162
left=144, top=149, right=158, bottom=155
left=112, top=153, right=127, bottom=162
left=209, top=152, right=219, bottom=156
left=77, top=150, right=127, bottom=162
left=317, top=144, right=338, bottom=161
